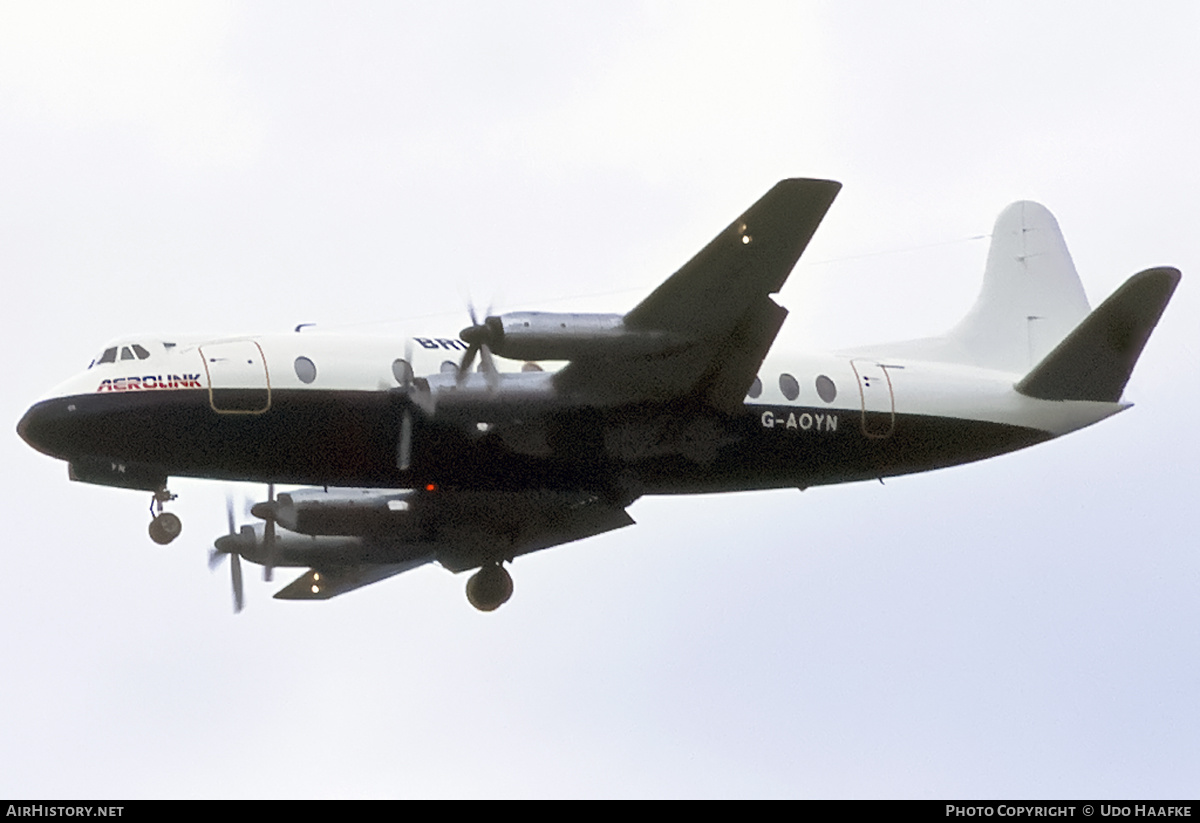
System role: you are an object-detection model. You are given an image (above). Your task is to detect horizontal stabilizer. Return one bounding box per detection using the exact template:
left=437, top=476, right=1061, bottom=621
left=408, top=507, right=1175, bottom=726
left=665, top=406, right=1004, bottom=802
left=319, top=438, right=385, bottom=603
left=1016, top=267, right=1180, bottom=402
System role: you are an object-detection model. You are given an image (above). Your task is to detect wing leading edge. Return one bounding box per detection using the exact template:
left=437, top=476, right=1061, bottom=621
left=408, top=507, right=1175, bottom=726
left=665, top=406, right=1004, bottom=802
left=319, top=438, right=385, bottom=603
left=556, top=178, right=841, bottom=411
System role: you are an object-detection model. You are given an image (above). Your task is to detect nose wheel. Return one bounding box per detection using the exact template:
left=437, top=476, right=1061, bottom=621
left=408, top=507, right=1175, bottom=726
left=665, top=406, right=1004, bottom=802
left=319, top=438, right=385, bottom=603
left=148, top=487, right=182, bottom=545
left=149, top=512, right=182, bottom=544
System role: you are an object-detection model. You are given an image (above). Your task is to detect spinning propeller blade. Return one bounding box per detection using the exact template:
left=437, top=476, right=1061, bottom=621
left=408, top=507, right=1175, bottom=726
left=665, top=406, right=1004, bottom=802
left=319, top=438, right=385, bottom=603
left=262, top=483, right=277, bottom=582
left=210, top=492, right=247, bottom=612
left=230, top=552, right=244, bottom=613
left=397, top=338, right=415, bottom=471
left=398, top=408, right=413, bottom=471
left=458, top=302, right=501, bottom=389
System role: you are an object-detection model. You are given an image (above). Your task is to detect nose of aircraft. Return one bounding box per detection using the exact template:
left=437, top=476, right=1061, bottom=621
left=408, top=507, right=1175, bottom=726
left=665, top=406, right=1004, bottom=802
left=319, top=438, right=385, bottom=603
left=17, top=399, right=68, bottom=458
left=18, top=396, right=171, bottom=491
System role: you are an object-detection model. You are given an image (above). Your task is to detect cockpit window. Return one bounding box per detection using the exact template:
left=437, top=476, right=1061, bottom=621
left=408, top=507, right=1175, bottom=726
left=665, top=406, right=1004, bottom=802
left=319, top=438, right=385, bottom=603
left=90, top=343, right=152, bottom=368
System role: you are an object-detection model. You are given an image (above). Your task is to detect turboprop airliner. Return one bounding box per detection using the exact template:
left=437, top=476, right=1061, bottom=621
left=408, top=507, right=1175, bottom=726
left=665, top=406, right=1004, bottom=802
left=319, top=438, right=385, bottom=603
left=17, top=180, right=1179, bottom=612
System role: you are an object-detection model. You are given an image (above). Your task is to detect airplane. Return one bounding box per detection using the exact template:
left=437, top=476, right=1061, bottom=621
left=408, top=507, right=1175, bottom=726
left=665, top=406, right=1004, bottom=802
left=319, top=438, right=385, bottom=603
left=16, top=179, right=1180, bottom=613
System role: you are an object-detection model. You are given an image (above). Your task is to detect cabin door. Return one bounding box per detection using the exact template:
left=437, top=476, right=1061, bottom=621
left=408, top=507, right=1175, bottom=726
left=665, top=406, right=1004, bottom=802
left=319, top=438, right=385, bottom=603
left=851, top=359, right=895, bottom=439
left=200, top=340, right=271, bottom=414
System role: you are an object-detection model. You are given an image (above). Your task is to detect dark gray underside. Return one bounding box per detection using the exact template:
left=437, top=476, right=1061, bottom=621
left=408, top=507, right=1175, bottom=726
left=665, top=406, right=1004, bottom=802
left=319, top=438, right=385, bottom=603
left=20, top=388, right=1051, bottom=499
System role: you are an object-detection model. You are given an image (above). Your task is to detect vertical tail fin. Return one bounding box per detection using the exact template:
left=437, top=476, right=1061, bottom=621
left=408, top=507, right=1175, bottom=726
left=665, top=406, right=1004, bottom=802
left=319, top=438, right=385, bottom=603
left=869, top=201, right=1094, bottom=373
left=946, top=201, right=1092, bottom=372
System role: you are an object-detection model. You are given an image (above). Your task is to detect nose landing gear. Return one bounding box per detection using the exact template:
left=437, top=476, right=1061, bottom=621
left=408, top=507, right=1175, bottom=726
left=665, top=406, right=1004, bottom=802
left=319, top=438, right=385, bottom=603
left=148, top=487, right=182, bottom=545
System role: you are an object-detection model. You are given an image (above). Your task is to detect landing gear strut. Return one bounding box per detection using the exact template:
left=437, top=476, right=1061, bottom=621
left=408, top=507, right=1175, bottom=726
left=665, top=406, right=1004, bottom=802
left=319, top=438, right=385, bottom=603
left=466, top=563, right=513, bottom=611
left=148, top=487, right=182, bottom=545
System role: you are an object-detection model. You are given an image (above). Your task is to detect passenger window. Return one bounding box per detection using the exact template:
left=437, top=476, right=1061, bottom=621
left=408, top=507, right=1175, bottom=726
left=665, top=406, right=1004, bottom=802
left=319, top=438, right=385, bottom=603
left=779, top=373, right=800, bottom=401
left=747, top=376, right=762, bottom=399
left=440, top=360, right=459, bottom=375
left=815, top=374, right=837, bottom=403
left=294, top=356, right=317, bottom=384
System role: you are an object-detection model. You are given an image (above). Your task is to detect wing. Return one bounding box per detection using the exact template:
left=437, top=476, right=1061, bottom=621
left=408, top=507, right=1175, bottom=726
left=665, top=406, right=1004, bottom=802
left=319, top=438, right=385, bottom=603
left=430, top=489, right=635, bottom=573
left=556, top=178, right=841, bottom=412
left=267, top=489, right=634, bottom=601
left=274, top=558, right=433, bottom=601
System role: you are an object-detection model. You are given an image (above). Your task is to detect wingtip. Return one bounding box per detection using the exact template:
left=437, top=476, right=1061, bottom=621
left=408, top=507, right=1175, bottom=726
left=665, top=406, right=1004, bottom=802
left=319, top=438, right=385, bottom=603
left=776, top=177, right=842, bottom=194
left=273, top=569, right=331, bottom=600
left=1137, top=265, right=1182, bottom=285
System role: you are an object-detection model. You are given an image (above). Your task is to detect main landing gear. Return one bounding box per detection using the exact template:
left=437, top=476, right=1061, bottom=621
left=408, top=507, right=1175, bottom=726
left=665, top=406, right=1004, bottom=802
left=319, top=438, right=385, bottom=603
left=148, top=487, right=182, bottom=545
left=466, top=563, right=513, bottom=612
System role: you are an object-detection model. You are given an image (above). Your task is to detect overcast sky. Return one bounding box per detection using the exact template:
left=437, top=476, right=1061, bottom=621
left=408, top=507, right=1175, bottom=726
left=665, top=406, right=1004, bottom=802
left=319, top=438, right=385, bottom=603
left=2, top=1, right=1198, bottom=798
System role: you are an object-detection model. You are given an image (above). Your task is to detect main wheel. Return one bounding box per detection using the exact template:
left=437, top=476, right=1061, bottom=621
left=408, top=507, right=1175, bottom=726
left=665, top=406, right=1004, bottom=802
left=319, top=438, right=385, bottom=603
left=148, top=512, right=183, bottom=545
left=465, top=563, right=513, bottom=611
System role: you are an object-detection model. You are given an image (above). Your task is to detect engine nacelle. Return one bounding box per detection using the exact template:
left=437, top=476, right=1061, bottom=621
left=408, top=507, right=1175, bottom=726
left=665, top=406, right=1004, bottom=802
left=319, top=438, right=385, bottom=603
left=264, top=488, right=419, bottom=536
left=214, top=524, right=365, bottom=567
left=465, top=312, right=684, bottom=361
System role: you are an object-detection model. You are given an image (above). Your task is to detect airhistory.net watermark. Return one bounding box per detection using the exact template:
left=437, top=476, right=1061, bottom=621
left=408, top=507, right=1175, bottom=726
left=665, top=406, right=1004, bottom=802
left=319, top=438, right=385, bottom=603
left=6, top=807, right=123, bottom=817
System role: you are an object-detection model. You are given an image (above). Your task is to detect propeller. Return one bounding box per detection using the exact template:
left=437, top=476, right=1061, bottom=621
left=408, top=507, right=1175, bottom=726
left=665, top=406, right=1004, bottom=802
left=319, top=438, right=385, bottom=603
left=394, top=338, right=439, bottom=471
left=458, top=304, right=502, bottom=390
left=210, top=493, right=247, bottom=613
left=249, top=483, right=278, bottom=582
left=396, top=339, right=417, bottom=471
